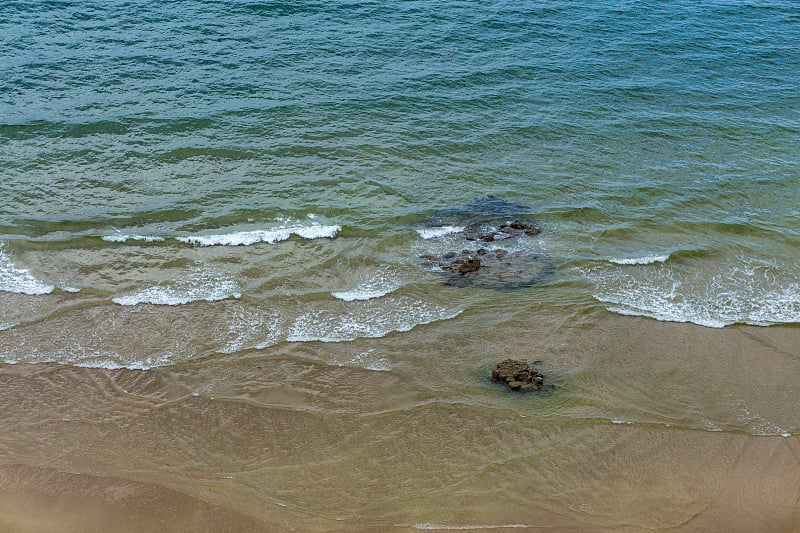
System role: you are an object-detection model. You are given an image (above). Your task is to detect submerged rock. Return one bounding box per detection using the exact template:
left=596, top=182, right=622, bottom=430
left=464, top=220, right=541, bottom=242
left=492, top=359, right=544, bottom=392
left=426, top=196, right=534, bottom=228
left=425, top=197, right=540, bottom=241
left=419, top=196, right=551, bottom=289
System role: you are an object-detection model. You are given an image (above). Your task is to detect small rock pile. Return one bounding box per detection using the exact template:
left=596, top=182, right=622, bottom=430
left=491, top=359, right=544, bottom=391
left=421, top=248, right=509, bottom=276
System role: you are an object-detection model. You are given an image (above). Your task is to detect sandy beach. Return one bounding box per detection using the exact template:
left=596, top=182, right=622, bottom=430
left=2, top=312, right=799, bottom=532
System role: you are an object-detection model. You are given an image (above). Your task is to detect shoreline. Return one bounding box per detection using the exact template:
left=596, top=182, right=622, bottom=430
left=1, top=314, right=799, bottom=531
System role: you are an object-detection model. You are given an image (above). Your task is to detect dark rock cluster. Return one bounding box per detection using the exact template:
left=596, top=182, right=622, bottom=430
left=418, top=196, right=551, bottom=290
left=491, top=359, right=544, bottom=392
left=420, top=248, right=508, bottom=276
left=420, top=196, right=553, bottom=290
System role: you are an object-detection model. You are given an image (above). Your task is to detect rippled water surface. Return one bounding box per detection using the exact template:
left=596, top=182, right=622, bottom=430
left=1, top=1, right=799, bottom=530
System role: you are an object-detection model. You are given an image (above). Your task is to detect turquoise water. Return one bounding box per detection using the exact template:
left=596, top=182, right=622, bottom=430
left=1, top=0, right=799, bottom=366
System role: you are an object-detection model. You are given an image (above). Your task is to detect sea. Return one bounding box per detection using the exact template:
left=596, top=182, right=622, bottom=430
left=1, top=1, right=799, bottom=530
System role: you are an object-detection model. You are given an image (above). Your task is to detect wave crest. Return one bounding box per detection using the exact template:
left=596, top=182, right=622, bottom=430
left=416, top=226, right=465, bottom=240
left=177, top=224, right=340, bottom=246
left=287, top=297, right=462, bottom=342
left=112, top=268, right=241, bottom=306
left=607, top=254, right=669, bottom=265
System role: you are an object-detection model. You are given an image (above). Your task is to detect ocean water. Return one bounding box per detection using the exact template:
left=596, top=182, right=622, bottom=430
left=2, top=0, right=798, bottom=355
left=1, top=1, right=800, bottom=529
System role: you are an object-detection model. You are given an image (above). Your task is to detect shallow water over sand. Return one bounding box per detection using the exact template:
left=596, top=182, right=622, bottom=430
left=2, top=309, right=799, bottom=531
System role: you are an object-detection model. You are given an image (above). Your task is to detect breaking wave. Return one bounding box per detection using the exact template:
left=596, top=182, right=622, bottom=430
left=416, top=226, right=465, bottom=240
left=607, top=254, right=670, bottom=265
left=589, top=257, right=800, bottom=328
left=102, top=233, right=165, bottom=243
left=177, top=223, right=340, bottom=246
left=0, top=246, right=54, bottom=295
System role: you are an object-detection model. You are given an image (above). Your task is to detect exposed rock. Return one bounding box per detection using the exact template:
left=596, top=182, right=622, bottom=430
left=458, top=256, right=481, bottom=274
left=492, top=359, right=543, bottom=391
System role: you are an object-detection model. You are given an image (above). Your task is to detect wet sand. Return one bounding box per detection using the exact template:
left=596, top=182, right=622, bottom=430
left=0, top=465, right=268, bottom=533
left=1, top=431, right=799, bottom=532
left=1, top=311, right=799, bottom=531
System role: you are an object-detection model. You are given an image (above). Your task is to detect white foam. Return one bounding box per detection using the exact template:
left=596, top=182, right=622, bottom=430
left=589, top=259, right=800, bottom=328
left=331, top=270, right=401, bottom=302
left=0, top=247, right=54, bottom=295
left=331, top=286, right=398, bottom=302
left=73, top=352, right=177, bottom=370
left=292, top=224, right=340, bottom=240
left=287, top=297, right=462, bottom=343
left=102, top=233, right=165, bottom=243
left=738, top=404, right=793, bottom=437
left=178, top=229, right=290, bottom=246
left=217, top=306, right=283, bottom=354
left=416, top=226, right=465, bottom=239
left=254, top=338, right=281, bottom=350
left=177, top=224, right=340, bottom=246
left=608, top=254, right=670, bottom=265
left=113, top=268, right=241, bottom=306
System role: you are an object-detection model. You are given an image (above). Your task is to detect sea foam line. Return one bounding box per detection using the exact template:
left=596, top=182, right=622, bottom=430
left=177, top=224, right=340, bottom=246
left=417, top=226, right=465, bottom=239
left=102, top=219, right=340, bottom=247
left=607, top=254, right=670, bottom=265
left=73, top=353, right=177, bottom=370
left=287, top=297, right=462, bottom=343
left=335, top=349, right=392, bottom=371
left=589, top=259, right=800, bottom=328
left=331, top=286, right=397, bottom=302
left=414, top=524, right=529, bottom=530
left=102, top=233, right=165, bottom=243
left=176, top=224, right=342, bottom=246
